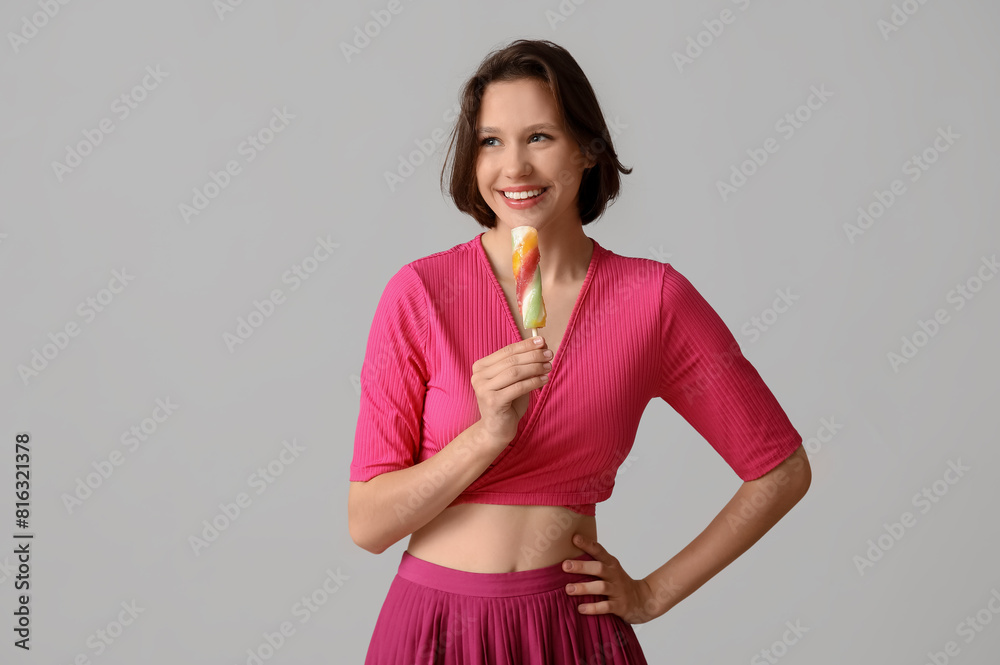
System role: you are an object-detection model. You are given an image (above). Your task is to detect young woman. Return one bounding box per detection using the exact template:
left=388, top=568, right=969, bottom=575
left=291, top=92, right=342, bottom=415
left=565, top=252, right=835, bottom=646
left=349, top=39, right=810, bottom=664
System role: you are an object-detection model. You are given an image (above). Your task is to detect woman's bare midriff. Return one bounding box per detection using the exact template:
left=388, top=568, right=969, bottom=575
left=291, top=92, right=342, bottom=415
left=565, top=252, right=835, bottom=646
left=406, top=503, right=598, bottom=573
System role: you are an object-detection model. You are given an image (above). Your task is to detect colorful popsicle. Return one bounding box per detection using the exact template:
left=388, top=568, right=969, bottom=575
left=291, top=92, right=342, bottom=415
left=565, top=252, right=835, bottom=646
left=511, top=226, right=546, bottom=333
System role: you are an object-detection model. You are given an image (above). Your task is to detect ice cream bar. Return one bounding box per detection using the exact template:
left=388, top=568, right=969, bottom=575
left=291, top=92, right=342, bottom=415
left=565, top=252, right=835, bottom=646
left=511, top=226, right=546, bottom=331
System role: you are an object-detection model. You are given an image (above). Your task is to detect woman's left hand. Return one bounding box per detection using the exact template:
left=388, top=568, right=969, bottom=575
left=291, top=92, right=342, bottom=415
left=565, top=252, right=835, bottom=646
left=562, top=533, right=657, bottom=625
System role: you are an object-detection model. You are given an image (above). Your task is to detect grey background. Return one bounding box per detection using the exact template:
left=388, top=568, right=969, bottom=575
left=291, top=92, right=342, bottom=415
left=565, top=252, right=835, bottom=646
left=2, top=0, right=999, bottom=663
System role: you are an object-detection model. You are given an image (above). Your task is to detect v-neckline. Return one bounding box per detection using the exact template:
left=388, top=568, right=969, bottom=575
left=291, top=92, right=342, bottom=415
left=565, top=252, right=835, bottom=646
left=475, top=231, right=602, bottom=407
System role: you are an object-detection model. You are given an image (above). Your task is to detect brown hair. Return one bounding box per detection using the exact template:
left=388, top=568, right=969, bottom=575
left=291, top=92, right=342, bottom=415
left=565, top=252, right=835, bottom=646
left=439, top=39, right=632, bottom=229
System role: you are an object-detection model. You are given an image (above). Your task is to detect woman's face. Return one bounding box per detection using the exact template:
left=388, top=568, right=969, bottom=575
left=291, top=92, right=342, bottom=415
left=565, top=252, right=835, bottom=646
left=475, top=78, right=594, bottom=232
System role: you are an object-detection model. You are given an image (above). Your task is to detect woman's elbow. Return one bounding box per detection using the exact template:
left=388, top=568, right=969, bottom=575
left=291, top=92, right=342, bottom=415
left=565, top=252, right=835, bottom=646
left=351, top=529, right=388, bottom=555
left=348, top=481, right=391, bottom=555
left=754, top=446, right=811, bottom=501
left=782, top=446, right=812, bottom=499
left=348, top=518, right=380, bottom=554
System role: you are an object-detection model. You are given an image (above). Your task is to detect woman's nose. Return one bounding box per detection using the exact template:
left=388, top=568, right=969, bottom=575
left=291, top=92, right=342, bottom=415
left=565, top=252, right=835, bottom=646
left=501, top=145, right=532, bottom=176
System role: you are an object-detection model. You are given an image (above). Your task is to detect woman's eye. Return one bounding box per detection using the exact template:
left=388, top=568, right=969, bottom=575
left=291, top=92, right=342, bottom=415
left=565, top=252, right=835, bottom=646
left=480, top=134, right=550, bottom=147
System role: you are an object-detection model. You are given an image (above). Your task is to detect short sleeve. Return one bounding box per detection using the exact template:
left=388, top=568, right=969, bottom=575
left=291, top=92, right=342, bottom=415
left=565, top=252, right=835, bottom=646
left=657, top=265, right=802, bottom=481
left=349, top=265, right=429, bottom=482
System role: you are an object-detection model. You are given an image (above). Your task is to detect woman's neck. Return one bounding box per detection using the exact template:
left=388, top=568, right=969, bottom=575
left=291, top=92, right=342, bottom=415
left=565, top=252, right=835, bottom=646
left=481, top=222, right=592, bottom=285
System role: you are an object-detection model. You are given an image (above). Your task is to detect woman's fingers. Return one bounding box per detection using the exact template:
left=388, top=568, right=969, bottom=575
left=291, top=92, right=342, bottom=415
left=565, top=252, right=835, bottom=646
left=471, top=337, right=553, bottom=444
left=490, top=371, right=550, bottom=406
left=475, top=338, right=552, bottom=382
left=472, top=337, right=539, bottom=373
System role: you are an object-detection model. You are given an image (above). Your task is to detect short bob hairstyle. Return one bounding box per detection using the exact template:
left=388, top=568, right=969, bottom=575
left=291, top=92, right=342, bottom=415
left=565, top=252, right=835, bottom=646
left=440, top=39, right=632, bottom=229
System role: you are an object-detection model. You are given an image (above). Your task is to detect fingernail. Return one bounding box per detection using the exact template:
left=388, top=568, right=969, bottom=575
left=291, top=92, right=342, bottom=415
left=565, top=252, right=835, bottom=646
left=563, top=561, right=572, bottom=571
left=533, top=337, right=543, bottom=345
left=566, top=584, right=575, bottom=593
left=543, top=362, right=552, bottom=370
left=542, top=349, right=553, bottom=359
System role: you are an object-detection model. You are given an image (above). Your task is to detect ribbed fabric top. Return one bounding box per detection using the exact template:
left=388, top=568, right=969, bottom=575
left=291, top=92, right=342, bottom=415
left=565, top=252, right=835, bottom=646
left=350, top=234, right=802, bottom=516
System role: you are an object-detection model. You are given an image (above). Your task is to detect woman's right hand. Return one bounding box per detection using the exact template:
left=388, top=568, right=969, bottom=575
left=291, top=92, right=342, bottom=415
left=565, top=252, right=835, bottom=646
left=470, top=336, right=553, bottom=450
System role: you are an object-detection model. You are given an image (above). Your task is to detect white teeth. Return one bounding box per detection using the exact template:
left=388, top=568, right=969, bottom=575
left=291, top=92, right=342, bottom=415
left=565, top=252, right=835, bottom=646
left=503, top=188, right=544, bottom=200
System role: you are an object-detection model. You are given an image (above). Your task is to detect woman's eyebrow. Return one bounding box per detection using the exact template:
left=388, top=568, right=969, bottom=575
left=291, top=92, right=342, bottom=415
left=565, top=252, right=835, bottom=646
left=476, top=123, right=560, bottom=135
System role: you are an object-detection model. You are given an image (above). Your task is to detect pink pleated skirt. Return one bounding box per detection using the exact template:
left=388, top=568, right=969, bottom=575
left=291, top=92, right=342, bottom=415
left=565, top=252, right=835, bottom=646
left=363, top=550, right=648, bottom=664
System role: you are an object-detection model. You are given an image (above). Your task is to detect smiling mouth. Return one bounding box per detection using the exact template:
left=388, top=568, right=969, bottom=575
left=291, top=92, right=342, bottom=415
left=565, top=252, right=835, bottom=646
left=502, top=187, right=548, bottom=200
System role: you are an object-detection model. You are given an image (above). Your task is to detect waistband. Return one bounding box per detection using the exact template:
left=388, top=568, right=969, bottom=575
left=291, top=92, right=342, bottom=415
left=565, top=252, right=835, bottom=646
left=397, top=550, right=598, bottom=597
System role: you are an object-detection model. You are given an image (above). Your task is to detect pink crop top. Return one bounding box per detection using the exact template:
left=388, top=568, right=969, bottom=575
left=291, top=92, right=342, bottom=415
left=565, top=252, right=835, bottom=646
left=349, top=234, right=802, bottom=516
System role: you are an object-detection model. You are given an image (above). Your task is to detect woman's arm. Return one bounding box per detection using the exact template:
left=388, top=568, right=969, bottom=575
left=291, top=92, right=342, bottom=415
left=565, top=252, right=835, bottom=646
left=640, top=447, right=811, bottom=619
left=348, top=420, right=505, bottom=555
left=349, top=336, right=552, bottom=555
